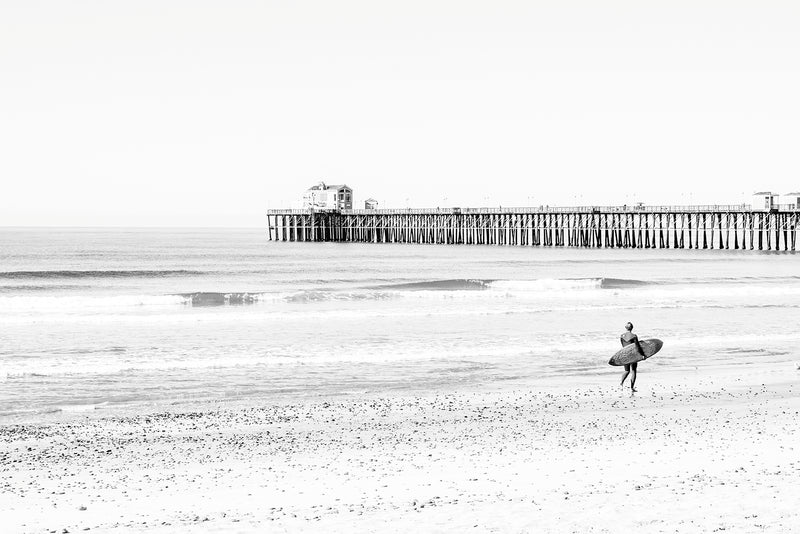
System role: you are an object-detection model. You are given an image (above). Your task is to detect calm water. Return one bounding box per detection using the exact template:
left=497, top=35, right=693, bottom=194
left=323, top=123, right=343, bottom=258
left=1, top=228, right=798, bottom=420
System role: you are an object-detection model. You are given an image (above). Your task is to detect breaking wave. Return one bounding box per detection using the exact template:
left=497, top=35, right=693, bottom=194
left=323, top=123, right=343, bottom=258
left=7, top=277, right=799, bottom=314
left=374, top=279, right=491, bottom=291
left=598, top=278, right=652, bottom=288
left=181, top=292, right=275, bottom=306
left=376, top=278, right=651, bottom=292
left=0, top=278, right=658, bottom=312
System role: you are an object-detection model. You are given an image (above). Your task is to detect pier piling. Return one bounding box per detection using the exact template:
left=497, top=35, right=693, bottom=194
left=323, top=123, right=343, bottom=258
left=266, top=205, right=799, bottom=251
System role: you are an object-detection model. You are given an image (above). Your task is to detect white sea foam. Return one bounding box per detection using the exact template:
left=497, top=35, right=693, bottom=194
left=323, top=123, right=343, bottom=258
left=0, top=342, right=534, bottom=379
left=3, top=278, right=800, bottom=317
left=57, top=403, right=106, bottom=413
left=4, top=331, right=799, bottom=381
left=0, top=292, right=298, bottom=315
left=489, top=278, right=604, bottom=292
left=0, top=294, right=191, bottom=313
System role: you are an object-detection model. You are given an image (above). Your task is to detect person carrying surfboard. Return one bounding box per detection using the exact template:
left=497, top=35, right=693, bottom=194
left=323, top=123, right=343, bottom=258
left=619, top=322, right=645, bottom=391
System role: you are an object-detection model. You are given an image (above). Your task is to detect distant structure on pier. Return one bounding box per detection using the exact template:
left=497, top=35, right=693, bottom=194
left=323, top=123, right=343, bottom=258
left=751, top=191, right=800, bottom=211
left=752, top=191, right=779, bottom=211
left=783, top=192, right=800, bottom=210
left=364, top=198, right=379, bottom=210
left=302, top=182, right=353, bottom=210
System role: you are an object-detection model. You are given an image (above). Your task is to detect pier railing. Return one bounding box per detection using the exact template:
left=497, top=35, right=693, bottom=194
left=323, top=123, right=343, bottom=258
left=341, top=204, right=759, bottom=215
left=268, top=203, right=798, bottom=216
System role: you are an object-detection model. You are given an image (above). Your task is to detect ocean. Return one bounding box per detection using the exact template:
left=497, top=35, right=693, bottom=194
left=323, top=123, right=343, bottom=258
left=1, top=227, right=798, bottom=421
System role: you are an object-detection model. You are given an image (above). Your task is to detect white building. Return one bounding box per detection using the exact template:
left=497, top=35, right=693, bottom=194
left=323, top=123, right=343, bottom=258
left=364, top=198, right=379, bottom=210
left=751, top=191, right=779, bottom=211
left=302, top=182, right=353, bottom=210
left=781, top=192, right=800, bottom=210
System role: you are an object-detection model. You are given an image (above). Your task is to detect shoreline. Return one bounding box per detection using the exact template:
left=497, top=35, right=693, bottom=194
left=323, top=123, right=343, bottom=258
left=2, top=357, right=796, bottom=425
left=2, top=361, right=799, bottom=533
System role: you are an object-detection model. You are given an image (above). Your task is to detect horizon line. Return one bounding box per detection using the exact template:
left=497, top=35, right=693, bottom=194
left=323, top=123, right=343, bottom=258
left=0, top=225, right=266, bottom=230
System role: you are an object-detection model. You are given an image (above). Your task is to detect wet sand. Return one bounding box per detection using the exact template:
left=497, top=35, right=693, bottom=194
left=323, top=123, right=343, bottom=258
left=2, top=364, right=799, bottom=533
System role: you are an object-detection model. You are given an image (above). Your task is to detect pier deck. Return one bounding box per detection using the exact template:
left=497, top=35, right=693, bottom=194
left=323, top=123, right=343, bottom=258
left=266, top=205, right=800, bottom=251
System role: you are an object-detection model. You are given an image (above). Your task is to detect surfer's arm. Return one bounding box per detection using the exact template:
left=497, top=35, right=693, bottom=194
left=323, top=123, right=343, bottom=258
left=633, top=336, right=645, bottom=356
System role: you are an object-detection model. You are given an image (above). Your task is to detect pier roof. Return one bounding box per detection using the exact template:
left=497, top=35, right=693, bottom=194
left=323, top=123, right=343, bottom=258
left=308, top=182, right=350, bottom=191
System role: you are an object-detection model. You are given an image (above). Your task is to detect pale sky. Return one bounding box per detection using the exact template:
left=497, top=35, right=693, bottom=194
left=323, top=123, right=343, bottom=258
left=2, top=1, right=799, bottom=227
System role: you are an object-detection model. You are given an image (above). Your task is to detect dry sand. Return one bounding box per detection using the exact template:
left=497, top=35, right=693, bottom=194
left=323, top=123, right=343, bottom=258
left=2, top=364, right=799, bottom=533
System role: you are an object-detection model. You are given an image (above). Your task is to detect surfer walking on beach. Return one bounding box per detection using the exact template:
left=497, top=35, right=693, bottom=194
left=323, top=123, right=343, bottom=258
left=620, top=322, right=645, bottom=392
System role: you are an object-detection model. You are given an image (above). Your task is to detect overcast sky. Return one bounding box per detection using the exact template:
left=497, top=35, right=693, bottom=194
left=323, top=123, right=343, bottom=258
left=2, top=1, right=799, bottom=227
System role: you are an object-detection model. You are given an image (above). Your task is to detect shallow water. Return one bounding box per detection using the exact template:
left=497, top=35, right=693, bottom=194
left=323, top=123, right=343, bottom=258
left=1, top=227, right=798, bottom=419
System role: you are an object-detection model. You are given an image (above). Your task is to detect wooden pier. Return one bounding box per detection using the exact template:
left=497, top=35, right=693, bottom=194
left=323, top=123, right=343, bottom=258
left=266, top=205, right=800, bottom=251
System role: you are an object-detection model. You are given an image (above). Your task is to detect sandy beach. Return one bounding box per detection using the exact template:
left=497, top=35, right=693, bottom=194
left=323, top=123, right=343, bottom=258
left=2, top=363, right=798, bottom=534
left=5, top=0, right=800, bottom=530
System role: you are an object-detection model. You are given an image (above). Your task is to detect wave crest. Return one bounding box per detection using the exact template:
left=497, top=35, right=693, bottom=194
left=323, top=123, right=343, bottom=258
left=376, top=278, right=651, bottom=293
left=0, top=278, right=658, bottom=312
left=375, top=279, right=491, bottom=291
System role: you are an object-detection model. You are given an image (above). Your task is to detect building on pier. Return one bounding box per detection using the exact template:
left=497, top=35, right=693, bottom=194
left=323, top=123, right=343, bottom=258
left=302, top=182, right=353, bottom=210
left=364, top=198, right=379, bottom=210
left=751, top=191, right=779, bottom=211
left=782, top=192, right=800, bottom=210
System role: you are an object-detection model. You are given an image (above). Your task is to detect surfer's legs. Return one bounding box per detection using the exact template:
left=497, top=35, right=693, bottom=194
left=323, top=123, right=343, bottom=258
left=620, top=364, right=631, bottom=386
left=630, top=362, right=638, bottom=391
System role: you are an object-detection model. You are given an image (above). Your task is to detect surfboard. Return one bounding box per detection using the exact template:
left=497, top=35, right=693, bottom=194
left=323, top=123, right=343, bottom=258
left=608, top=339, right=663, bottom=366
